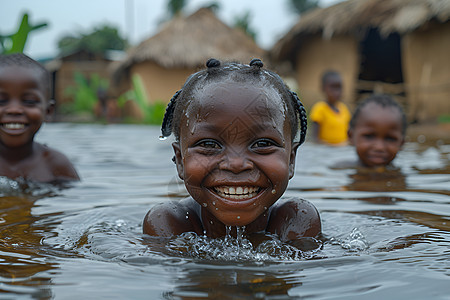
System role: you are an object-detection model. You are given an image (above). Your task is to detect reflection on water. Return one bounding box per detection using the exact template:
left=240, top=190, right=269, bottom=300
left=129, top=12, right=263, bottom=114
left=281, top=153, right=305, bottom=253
left=0, top=184, right=60, bottom=299
left=0, top=123, right=449, bottom=299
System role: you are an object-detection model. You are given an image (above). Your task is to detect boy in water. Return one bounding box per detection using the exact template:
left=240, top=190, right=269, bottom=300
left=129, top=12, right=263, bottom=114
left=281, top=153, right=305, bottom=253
left=143, top=58, right=321, bottom=241
left=310, top=70, right=351, bottom=145
left=0, top=53, right=79, bottom=182
left=348, top=94, right=406, bottom=169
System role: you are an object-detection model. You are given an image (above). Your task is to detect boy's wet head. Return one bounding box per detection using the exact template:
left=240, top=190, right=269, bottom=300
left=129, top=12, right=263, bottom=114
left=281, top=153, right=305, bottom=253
left=0, top=53, right=52, bottom=149
left=321, top=70, right=342, bottom=104
left=161, top=58, right=307, bottom=146
left=0, top=53, right=50, bottom=99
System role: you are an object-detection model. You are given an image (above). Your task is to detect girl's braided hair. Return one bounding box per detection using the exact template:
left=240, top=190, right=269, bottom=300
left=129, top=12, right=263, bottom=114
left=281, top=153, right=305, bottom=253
left=161, top=58, right=308, bottom=145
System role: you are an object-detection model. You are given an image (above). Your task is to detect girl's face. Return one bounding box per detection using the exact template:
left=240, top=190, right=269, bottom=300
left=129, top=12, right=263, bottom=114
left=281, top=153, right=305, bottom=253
left=173, top=80, right=297, bottom=227
left=349, top=103, right=404, bottom=168
left=0, top=66, right=50, bottom=149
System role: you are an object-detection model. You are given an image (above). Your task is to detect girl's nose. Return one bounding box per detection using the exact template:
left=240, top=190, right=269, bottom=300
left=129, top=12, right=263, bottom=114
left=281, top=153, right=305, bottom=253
left=5, top=100, right=24, bottom=115
left=372, top=138, right=386, bottom=150
left=219, top=152, right=253, bottom=173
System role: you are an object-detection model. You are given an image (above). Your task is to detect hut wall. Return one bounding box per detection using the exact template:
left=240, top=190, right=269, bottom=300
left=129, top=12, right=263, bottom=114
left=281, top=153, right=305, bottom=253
left=402, top=22, right=450, bottom=122
left=294, top=35, right=359, bottom=111
left=55, top=60, right=111, bottom=105
left=131, top=61, right=196, bottom=104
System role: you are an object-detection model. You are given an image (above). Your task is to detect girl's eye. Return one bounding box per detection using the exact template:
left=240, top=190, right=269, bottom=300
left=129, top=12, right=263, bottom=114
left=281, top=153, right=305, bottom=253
left=0, top=93, right=7, bottom=105
left=252, top=139, right=275, bottom=148
left=385, top=135, right=399, bottom=142
left=196, top=140, right=221, bottom=149
left=22, top=98, right=40, bottom=106
left=362, top=133, right=375, bottom=139
left=251, top=139, right=280, bottom=154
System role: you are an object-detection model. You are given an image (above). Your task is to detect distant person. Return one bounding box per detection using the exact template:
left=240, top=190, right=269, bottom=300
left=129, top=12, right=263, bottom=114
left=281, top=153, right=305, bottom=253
left=0, top=53, right=80, bottom=183
left=143, top=58, right=321, bottom=242
left=310, top=70, right=350, bottom=145
left=346, top=94, right=406, bottom=169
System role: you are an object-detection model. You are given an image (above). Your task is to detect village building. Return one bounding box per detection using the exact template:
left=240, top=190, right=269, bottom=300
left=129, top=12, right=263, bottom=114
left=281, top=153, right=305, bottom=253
left=271, top=0, right=450, bottom=122
left=112, top=7, right=265, bottom=116
left=46, top=49, right=122, bottom=105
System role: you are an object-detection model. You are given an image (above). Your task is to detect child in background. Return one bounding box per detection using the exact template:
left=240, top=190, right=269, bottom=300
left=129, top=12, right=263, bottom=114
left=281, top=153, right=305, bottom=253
left=348, top=94, right=406, bottom=169
left=143, top=58, right=321, bottom=241
left=0, top=53, right=79, bottom=183
left=310, top=70, right=351, bottom=145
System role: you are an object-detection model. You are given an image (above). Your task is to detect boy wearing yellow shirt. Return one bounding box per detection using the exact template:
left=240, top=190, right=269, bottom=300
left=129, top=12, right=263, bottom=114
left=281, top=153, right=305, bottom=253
left=310, top=70, right=350, bottom=145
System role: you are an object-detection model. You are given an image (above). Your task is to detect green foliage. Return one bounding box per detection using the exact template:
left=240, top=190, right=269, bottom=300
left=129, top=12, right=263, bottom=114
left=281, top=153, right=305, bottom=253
left=0, top=13, right=47, bottom=54
left=167, top=0, right=187, bottom=17
left=288, top=0, right=319, bottom=15
left=57, top=24, right=127, bottom=56
left=62, top=72, right=108, bottom=114
left=233, top=11, right=257, bottom=41
left=118, top=74, right=166, bottom=125
left=438, top=114, right=450, bottom=124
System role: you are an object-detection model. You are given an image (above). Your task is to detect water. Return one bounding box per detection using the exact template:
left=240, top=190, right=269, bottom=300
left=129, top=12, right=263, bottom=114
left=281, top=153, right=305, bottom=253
left=1, top=123, right=449, bottom=299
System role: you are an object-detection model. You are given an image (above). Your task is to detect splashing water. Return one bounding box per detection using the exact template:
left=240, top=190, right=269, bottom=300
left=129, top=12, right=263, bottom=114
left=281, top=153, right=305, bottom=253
left=0, top=176, right=60, bottom=197
left=165, top=226, right=322, bottom=262
left=329, top=228, right=369, bottom=252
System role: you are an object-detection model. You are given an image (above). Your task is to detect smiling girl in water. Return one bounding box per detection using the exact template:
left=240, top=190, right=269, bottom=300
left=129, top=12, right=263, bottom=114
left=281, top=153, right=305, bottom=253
left=143, top=58, right=321, bottom=241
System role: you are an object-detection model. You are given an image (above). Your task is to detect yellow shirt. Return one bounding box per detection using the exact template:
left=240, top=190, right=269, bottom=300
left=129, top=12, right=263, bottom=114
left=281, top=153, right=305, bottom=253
left=309, top=101, right=351, bottom=145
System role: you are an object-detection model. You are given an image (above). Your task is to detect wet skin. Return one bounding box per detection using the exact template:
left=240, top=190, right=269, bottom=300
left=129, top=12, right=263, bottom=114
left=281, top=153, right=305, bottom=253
left=348, top=102, right=404, bottom=168
left=143, top=80, right=321, bottom=240
left=0, top=66, right=79, bottom=182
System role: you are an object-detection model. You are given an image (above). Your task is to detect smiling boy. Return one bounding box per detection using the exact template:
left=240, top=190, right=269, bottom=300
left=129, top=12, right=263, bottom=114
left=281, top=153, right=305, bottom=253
left=0, top=53, right=79, bottom=182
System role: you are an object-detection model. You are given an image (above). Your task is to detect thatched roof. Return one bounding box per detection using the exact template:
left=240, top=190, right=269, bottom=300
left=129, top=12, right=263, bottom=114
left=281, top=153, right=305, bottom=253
left=114, top=8, right=265, bottom=81
left=272, top=0, right=450, bottom=61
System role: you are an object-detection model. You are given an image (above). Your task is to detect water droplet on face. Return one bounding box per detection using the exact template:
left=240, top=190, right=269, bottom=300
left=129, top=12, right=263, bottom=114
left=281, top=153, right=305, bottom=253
left=212, top=201, right=215, bottom=206
left=271, top=189, right=276, bottom=194
left=210, top=220, right=213, bottom=224
left=264, top=206, right=267, bottom=210
left=215, top=208, right=219, bottom=210
left=202, top=203, right=207, bottom=207
left=237, top=216, right=240, bottom=219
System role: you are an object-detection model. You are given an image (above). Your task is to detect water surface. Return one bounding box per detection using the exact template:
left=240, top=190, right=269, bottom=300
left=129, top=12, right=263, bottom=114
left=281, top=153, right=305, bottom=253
left=1, top=123, right=449, bottom=299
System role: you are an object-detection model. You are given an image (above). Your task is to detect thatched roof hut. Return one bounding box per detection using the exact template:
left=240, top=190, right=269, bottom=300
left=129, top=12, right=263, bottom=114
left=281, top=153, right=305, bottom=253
left=271, top=0, right=450, bottom=122
left=113, top=7, right=265, bottom=107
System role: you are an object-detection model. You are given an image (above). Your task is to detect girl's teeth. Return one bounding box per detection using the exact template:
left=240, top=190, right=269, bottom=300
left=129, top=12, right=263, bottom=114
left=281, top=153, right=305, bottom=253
left=4, top=123, right=25, bottom=129
left=214, top=186, right=260, bottom=199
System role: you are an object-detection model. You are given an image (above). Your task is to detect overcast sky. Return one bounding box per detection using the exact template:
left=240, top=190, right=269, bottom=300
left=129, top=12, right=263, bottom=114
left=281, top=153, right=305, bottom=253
left=1, top=0, right=342, bottom=59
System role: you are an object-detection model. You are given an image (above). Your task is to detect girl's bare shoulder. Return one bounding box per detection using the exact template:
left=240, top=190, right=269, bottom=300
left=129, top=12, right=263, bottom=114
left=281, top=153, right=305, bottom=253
left=38, top=143, right=79, bottom=181
left=143, top=197, right=202, bottom=237
left=267, top=198, right=321, bottom=241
